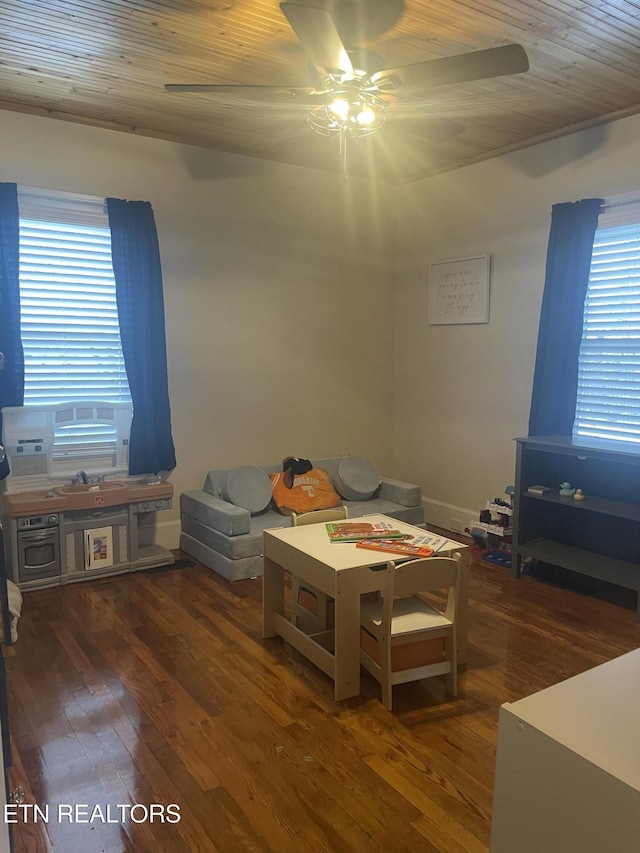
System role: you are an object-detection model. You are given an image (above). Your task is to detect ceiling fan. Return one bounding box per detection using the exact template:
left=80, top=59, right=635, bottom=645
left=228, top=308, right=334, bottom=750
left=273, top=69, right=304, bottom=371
left=165, top=2, right=529, bottom=172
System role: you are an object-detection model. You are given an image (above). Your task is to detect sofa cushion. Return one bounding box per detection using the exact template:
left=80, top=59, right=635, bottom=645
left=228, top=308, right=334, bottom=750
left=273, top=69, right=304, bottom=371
left=181, top=490, right=251, bottom=536
left=221, top=465, right=272, bottom=514
left=379, top=477, right=422, bottom=507
left=345, top=498, right=425, bottom=528
left=334, top=456, right=381, bottom=501
left=180, top=532, right=264, bottom=582
left=181, top=507, right=290, bottom=560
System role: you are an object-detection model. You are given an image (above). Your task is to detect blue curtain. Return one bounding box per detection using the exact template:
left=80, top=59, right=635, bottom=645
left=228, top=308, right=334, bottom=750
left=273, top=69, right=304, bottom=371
left=0, top=182, right=24, bottom=480
left=528, top=198, right=603, bottom=436
left=107, top=198, right=176, bottom=475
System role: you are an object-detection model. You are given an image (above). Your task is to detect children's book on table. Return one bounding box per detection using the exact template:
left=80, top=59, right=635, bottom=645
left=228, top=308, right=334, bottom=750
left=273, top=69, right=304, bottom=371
left=354, top=531, right=451, bottom=558
left=355, top=539, right=436, bottom=558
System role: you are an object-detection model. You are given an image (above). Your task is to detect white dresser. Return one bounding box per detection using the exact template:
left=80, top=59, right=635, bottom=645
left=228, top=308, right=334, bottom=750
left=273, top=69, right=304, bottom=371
left=491, top=648, right=640, bottom=852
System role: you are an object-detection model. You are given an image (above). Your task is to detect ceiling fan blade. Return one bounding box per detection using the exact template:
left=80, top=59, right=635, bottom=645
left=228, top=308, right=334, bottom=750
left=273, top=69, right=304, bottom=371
left=420, top=118, right=466, bottom=143
left=165, top=83, right=321, bottom=102
left=370, top=43, right=529, bottom=92
left=280, top=2, right=353, bottom=78
left=164, top=83, right=324, bottom=107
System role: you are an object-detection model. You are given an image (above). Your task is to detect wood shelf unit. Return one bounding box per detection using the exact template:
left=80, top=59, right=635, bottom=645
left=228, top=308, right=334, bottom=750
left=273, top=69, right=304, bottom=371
left=512, top=435, right=640, bottom=618
left=523, top=489, right=640, bottom=521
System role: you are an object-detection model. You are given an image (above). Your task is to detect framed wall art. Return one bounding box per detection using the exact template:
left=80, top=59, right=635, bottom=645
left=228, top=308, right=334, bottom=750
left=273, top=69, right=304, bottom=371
left=429, top=255, right=490, bottom=325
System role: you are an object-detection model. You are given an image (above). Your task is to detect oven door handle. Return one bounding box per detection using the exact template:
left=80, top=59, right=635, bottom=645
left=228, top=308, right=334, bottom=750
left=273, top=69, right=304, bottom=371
left=19, top=530, right=57, bottom=542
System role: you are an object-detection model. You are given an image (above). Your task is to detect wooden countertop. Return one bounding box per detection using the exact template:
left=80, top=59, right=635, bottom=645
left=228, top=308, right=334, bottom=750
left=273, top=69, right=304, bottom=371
left=3, top=481, right=173, bottom=517
left=3, top=491, right=67, bottom=516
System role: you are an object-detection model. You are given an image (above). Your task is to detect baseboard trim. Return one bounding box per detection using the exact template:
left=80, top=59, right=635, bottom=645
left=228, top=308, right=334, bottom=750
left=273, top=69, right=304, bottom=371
left=422, top=497, right=477, bottom=535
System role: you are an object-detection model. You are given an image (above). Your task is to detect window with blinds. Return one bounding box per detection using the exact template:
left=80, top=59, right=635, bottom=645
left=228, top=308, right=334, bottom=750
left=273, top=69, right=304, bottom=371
left=17, top=188, right=131, bottom=456
left=574, top=219, right=640, bottom=443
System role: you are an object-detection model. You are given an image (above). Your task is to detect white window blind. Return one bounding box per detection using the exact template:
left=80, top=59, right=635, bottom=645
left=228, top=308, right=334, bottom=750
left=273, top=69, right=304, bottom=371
left=17, top=188, right=131, bottom=453
left=574, top=220, right=640, bottom=443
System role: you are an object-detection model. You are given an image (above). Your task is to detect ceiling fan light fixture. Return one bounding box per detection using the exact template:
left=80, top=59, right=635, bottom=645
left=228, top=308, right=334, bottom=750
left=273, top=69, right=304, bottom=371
left=356, top=106, right=377, bottom=127
left=328, top=97, right=350, bottom=119
left=307, top=90, right=386, bottom=138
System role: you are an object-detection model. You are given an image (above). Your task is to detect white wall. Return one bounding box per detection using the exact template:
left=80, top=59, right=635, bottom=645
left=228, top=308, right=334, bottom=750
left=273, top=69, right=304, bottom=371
left=0, top=111, right=398, bottom=547
left=4, top=108, right=640, bottom=545
left=393, top=114, right=640, bottom=531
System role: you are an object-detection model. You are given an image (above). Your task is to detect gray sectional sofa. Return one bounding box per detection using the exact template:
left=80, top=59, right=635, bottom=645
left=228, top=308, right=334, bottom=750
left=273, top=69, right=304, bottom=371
left=180, top=455, right=425, bottom=581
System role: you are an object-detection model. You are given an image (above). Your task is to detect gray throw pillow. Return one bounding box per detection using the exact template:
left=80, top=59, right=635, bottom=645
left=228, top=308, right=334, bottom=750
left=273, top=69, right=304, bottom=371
left=334, top=456, right=381, bottom=501
left=222, top=465, right=272, bottom=515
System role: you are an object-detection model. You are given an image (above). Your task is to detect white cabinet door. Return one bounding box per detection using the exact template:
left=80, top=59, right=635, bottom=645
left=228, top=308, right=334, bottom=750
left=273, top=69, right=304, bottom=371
left=84, top=526, right=114, bottom=571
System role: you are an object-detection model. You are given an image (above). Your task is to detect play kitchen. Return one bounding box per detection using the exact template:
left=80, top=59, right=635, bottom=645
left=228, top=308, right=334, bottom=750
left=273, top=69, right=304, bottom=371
left=1, top=402, right=174, bottom=590
left=3, top=478, right=174, bottom=589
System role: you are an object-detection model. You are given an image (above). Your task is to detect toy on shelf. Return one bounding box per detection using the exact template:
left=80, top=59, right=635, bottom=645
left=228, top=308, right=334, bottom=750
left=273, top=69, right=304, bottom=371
left=470, top=528, right=489, bottom=551
left=574, top=488, right=586, bottom=501
left=559, top=482, right=576, bottom=496
left=467, top=486, right=514, bottom=567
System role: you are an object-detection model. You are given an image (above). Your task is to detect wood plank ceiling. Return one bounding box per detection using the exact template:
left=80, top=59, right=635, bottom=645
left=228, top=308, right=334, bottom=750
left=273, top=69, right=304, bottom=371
left=3, top=0, right=640, bottom=184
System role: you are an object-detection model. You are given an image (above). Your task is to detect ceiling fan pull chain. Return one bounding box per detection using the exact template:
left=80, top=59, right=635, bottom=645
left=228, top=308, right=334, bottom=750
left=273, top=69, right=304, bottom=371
left=340, top=133, right=348, bottom=183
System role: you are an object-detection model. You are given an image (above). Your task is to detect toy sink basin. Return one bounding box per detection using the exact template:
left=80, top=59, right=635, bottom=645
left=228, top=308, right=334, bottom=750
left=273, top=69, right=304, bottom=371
left=55, top=481, right=126, bottom=495
left=53, top=481, right=128, bottom=510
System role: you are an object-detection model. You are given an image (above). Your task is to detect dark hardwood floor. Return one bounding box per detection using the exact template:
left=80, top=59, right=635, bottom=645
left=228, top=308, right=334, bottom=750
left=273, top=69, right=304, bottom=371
left=5, top=547, right=640, bottom=852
